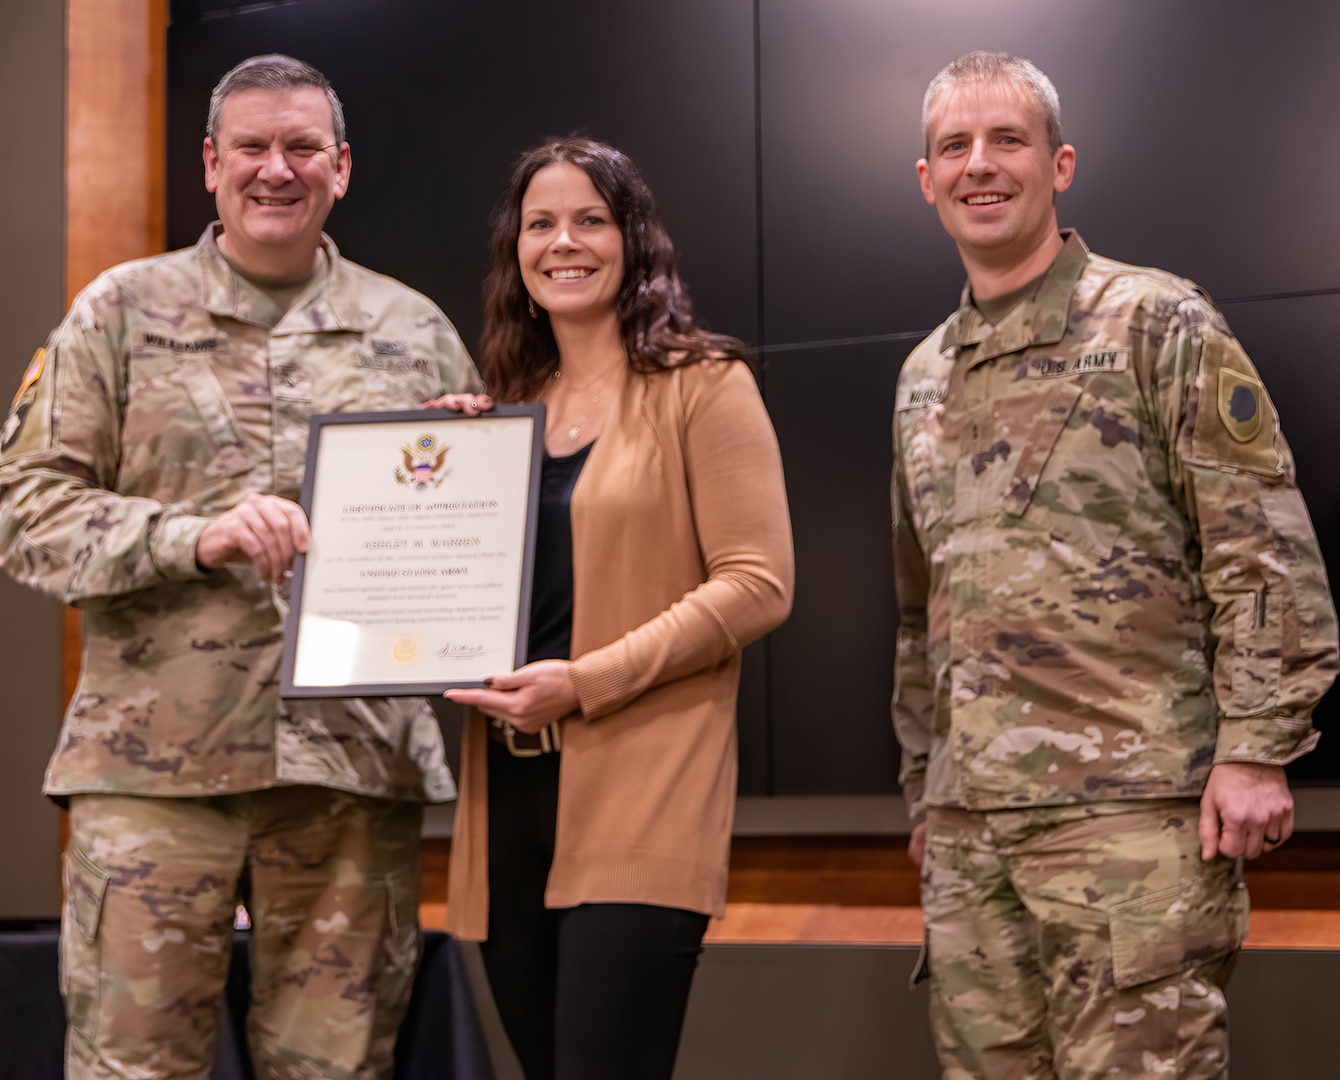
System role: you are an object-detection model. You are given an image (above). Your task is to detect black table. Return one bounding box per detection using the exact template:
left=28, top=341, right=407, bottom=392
left=0, top=924, right=493, bottom=1079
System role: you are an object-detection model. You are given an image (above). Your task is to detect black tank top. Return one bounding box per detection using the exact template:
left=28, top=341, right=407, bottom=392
left=525, top=441, right=594, bottom=663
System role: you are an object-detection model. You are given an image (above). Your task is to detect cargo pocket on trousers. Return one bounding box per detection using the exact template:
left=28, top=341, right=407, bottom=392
left=1108, top=871, right=1248, bottom=1069
left=376, top=869, right=422, bottom=1029
left=909, top=925, right=931, bottom=991
left=61, top=845, right=110, bottom=1042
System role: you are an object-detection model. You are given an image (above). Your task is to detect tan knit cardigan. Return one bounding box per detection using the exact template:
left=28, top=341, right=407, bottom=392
left=446, top=358, right=794, bottom=940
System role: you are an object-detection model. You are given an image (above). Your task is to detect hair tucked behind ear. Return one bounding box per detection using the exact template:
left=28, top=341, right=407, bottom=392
left=481, top=138, right=749, bottom=403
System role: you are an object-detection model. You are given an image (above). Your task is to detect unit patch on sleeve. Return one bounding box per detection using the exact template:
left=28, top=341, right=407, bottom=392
left=1217, top=368, right=1264, bottom=443
left=11, top=347, right=44, bottom=408
left=2, top=347, right=45, bottom=451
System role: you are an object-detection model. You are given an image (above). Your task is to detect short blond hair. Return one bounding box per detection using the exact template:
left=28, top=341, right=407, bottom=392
left=922, top=51, right=1063, bottom=156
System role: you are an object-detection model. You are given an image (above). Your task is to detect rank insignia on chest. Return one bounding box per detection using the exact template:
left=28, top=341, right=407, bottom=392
left=1217, top=368, right=1264, bottom=442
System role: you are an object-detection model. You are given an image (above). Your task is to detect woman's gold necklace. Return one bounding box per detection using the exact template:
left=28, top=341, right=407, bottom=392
left=550, top=361, right=624, bottom=445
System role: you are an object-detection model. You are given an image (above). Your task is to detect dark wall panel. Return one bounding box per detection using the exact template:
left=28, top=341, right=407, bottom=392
left=764, top=341, right=908, bottom=794
left=168, top=0, right=758, bottom=353
left=759, top=0, right=1340, bottom=347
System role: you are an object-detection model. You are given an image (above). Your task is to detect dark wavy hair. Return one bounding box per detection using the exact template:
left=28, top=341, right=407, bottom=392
left=481, top=138, right=749, bottom=402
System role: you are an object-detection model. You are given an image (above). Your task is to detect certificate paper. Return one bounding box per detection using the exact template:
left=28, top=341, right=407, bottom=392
left=280, top=405, right=544, bottom=697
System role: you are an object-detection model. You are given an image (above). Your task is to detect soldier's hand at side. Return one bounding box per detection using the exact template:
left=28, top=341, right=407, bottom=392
left=423, top=392, right=494, bottom=413
left=1198, top=761, right=1294, bottom=861
left=196, top=493, right=310, bottom=584
left=908, top=821, right=927, bottom=868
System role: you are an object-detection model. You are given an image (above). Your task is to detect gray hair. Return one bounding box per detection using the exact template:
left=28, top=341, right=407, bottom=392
left=921, top=51, right=1063, bottom=156
left=206, top=54, right=346, bottom=145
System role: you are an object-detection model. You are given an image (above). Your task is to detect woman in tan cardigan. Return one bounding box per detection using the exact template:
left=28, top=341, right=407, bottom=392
left=436, top=139, right=793, bottom=1078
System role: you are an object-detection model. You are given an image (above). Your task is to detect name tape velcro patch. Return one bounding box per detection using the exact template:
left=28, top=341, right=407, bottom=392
left=895, top=382, right=948, bottom=410
left=1027, top=349, right=1130, bottom=379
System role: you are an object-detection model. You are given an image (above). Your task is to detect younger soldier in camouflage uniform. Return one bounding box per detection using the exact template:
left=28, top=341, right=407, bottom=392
left=0, top=56, right=482, bottom=1079
left=893, top=51, right=1338, bottom=1078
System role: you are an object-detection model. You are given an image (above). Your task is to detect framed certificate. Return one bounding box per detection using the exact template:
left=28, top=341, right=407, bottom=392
left=279, top=404, right=544, bottom=697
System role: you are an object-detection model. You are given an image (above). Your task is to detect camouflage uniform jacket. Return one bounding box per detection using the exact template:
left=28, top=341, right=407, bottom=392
left=0, top=225, right=478, bottom=802
left=892, top=230, right=1338, bottom=822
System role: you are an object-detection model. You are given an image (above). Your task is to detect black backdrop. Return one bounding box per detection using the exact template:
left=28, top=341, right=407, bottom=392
left=166, top=0, right=1340, bottom=794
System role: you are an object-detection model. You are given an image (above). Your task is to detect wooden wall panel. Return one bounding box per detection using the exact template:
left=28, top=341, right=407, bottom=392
left=420, top=835, right=1340, bottom=947
left=63, top=0, right=169, bottom=707
left=67, top=0, right=167, bottom=301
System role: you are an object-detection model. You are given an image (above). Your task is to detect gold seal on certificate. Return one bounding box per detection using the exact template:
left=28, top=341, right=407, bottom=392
left=279, top=404, right=544, bottom=697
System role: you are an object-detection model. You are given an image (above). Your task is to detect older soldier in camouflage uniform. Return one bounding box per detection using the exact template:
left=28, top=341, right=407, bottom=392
left=0, top=55, right=482, bottom=1079
left=893, top=51, right=1338, bottom=1078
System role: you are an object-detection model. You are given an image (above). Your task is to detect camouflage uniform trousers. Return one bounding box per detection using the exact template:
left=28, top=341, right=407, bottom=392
left=62, top=786, right=423, bottom=1080
left=920, top=799, right=1248, bottom=1079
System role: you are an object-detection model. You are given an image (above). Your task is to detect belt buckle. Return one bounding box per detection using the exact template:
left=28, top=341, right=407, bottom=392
left=501, top=722, right=542, bottom=758
left=497, top=721, right=561, bottom=757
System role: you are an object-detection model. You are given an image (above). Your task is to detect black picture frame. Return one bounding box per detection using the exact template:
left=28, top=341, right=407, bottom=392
left=279, top=403, right=545, bottom=698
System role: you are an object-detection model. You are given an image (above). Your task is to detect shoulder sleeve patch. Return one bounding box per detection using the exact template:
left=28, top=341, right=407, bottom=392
left=11, top=347, right=44, bottom=409
left=1189, top=331, right=1283, bottom=476
left=1217, top=368, right=1264, bottom=443
left=2, top=347, right=46, bottom=452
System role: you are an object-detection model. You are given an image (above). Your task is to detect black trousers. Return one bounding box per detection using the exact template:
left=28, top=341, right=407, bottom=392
left=479, top=739, right=710, bottom=1080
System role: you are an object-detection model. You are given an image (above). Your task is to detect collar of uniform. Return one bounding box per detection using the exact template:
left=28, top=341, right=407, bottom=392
left=194, top=223, right=369, bottom=331
left=939, top=229, right=1090, bottom=365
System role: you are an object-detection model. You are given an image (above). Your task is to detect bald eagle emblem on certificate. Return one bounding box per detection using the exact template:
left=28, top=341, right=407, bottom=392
left=396, top=433, right=451, bottom=489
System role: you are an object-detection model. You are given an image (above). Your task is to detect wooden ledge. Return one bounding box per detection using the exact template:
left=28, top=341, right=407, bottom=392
left=421, top=902, right=1340, bottom=949
left=420, top=832, right=1340, bottom=948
